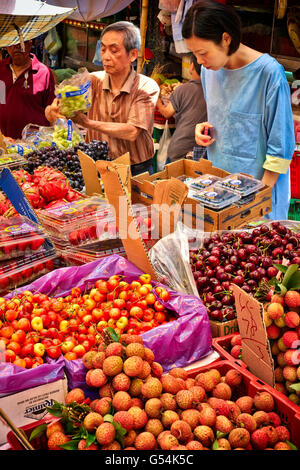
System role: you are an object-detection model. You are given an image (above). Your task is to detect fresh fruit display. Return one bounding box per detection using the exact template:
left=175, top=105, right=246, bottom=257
left=0, top=215, right=49, bottom=261
left=190, top=221, right=300, bottom=323
left=37, top=199, right=153, bottom=248
left=217, top=173, right=264, bottom=198
left=188, top=184, right=241, bottom=210
left=0, top=154, right=27, bottom=171
left=24, top=140, right=110, bottom=192
left=24, top=340, right=299, bottom=451
left=0, top=273, right=175, bottom=367
left=6, top=143, right=35, bottom=156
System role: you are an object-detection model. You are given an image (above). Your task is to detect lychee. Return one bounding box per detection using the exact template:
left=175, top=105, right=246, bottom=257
left=274, top=441, right=292, bottom=450
left=176, top=377, right=187, bottom=391
left=275, top=425, right=290, bottom=442
left=193, top=425, right=214, bottom=447
left=134, top=432, right=156, bottom=450
left=86, top=368, right=107, bottom=388
left=143, top=347, right=155, bottom=363
left=160, top=374, right=181, bottom=394
left=145, top=418, right=164, bottom=437
left=78, top=439, right=98, bottom=450
left=137, top=360, right=151, bottom=380
left=105, top=342, right=124, bottom=357
left=129, top=378, right=143, bottom=397
left=113, top=411, right=134, bottom=431
left=206, top=369, right=221, bottom=384
left=101, top=440, right=122, bottom=450
left=228, top=428, right=250, bottom=449
left=185, top=378, right=196, bottom=390
left=266, top=324, right=281, bottom=340
left=250, top=428, right=269, bottom=450
left=253, top=391, right=274, bottom=412
left=224, top=369, right=242, bottom=387
left=169, top=367, right=188, bottom=380
left=95, top=422, right=115, bottom=446
left=91, top=351, right=106, bottom=369
left=123, top=429, right=137, bottom=447
left=159, top=432, right=179, bottom=450
left=236, top=413, right=257, bottom=432
left=282, top=331, right=299, bottom=349
left=186, top=440, right=203, bottom=450
left=274, top=367, right=284, bottom=383
left=235, top=396, right=253, bottom=414
left=284, top=348, right=300, bottom=366
left=175, top=389, right=194, bottom=410
left=225, top=401, right=241, bottom=421
left=83, top=412, right=103, bottom=432
left=216, top=438, right=231, bottom=450
left=283, top=365, right=297, bottom=382
left=65, top=388, right=85, bottom=404
left=82, top=350, right=98, bottom=369
left=189, top=385, right=206, bottom=404
left=253, top=410, right=270, bottom=426
left=206, top=397, right=231, bottom=417
left=195, top=372, right=216, bottom=392
left=123, top=356, right=144, bottom=377
left=46, top=421, right=64, bottom=439
left=126, top=342, right=145, bottom=358
left=128, top=406, right=148, bottom=429
left=264, top=425, right=279, bottom=447
left=112, top=372, right=131, bottom=391
left=198, top=404, right=216, bottom=427
left=160, top=392, right=177, bottom=411
left=161, top=410, right=180, bottom=428
left=212, top=382, right=232, bottom=400
left=99, top=383, right=114, bottom=398
left=102, top=355, right=123, bottom=376
left=47, top=431, right=70, bottom=450
left=271, top=294, right=285, bottom=305
left=112, top=391, right=132, bottom=411
left=170, top=420, right=193, bottom=443
left=285, top=311, right=300, bottom=329
left=267, top=412, right=281, bottom=427
left=215, top=415, right=234, bottom=434
left=267, top=302, right=284, bottom=320
left=93, top=397, right=112, bottom=416
left=130, top=397, right=144, bottom=408
left=181, top=409, right=200, bottom=430
left=230, top=334, right=242, bottom=347
left=141, top=377, right=163, bottom=399
left=284, top=290, right=300, bottom=309
left=231, top=345, right=242, bottom=359
left=145, top=398, right=162, bottom=418
left=151, top=361, right=163, bottom=378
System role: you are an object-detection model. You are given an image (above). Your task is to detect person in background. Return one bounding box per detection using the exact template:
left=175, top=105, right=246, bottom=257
left=0, top=40, right=55, bottom=140
left=182, top=0, right=295, bottom=220
left=46, top=21, right=160, bottom=176
left=156, top=53, right=207, bottom=162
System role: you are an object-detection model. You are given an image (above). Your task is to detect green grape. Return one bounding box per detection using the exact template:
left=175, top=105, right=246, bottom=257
left=57, top=83, right=91, bottom=118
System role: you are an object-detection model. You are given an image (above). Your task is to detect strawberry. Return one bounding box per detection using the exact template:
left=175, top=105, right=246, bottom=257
left=30, top=237, right=45, bottom=251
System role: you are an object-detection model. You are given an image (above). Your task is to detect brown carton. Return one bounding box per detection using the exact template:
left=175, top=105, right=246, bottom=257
left=232, top=284, right=274, bottom=387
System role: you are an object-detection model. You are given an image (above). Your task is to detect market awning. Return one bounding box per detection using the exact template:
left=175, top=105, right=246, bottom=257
left=45, top=0, right=135, bottom=22
left=0, top=0, right=76, bottom=48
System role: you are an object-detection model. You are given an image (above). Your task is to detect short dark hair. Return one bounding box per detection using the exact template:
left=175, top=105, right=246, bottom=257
left=100, top=21, right=141, bottom=53
left=182, top=0, right=242, bottom=56
left=191, top=53, right=202, bottom=76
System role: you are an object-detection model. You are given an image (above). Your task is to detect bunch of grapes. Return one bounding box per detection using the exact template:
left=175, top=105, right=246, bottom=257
left=57, top=84, right=91, bottom=118
left=52, top=125, right=82, bottom=150
left=24, top=140, right=110, bottom=192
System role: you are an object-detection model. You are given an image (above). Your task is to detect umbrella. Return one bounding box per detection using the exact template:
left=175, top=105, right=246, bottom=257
left=45, top=0, right=134, bottom=23
left=0, top=0, right=76, bottom=49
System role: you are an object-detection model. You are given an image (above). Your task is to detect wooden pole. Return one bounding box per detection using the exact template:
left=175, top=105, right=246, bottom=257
left=137, top=0, right=149, bottom=74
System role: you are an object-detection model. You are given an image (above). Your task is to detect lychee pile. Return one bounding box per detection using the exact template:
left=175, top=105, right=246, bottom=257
left=264, top=290, right=300, bottom=404
left=43, top=336, right=298, bottom=451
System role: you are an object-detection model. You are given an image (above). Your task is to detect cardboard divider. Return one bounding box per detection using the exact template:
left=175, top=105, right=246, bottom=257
left=232, top=284, right=274, bottom=387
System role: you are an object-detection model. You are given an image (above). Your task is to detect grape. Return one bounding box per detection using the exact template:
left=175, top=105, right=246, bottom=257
left=57, top=84, right=91, bottom=118
left=52, top=125, right=82, bottom=150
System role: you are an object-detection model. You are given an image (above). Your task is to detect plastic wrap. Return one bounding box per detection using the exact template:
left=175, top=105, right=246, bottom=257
left=55, top=67, right=91, bottom=118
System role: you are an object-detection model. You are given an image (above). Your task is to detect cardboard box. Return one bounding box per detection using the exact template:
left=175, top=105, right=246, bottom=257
left=0, top=377, right=67, bottom=445
left=131, top=159, right=272, bottom=232
left=209, top=318, right=239, bottom=338
left=232, top=284, right=275, bottom=387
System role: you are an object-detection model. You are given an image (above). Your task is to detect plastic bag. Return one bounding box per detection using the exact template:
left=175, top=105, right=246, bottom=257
left=5, top=141, right=35, bottom=156
left=156, top=121, right=171, bottom=171
left=159, top=0, right=181, bottom=12
left=21, top=123, right=53, bottom=149
left=149, top=222, right=199, bottom=297
left=93, top=39, right=103, bottom=66
left=6, top=254, right=212, bottom=380
left=44, top=27, right=62, bottom=55
left=55, top=67, right=91, bottom=118
left=52, top=118, right=84, bottom=149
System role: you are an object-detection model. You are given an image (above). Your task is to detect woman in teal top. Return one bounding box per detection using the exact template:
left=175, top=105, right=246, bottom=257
left=182, top=0, right=295, bottom=220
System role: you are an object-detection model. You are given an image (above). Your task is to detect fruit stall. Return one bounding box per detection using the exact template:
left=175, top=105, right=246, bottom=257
left=0, top=66, right=299, bottom=453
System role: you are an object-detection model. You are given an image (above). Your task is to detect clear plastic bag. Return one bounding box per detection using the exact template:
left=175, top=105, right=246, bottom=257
left=52, top=118, right=84, bottom=150
left=149, top=221, right=199, bottom=297
left=156, top=121, right=171, bottom=171
left=55, top=67, right=91, bottom=118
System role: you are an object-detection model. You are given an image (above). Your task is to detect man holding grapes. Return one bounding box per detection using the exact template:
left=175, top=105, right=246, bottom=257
left=46, top=21, right=160, bottom=176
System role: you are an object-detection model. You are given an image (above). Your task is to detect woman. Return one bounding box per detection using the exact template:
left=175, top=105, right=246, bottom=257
left=182, top=0, right=295, bottom=220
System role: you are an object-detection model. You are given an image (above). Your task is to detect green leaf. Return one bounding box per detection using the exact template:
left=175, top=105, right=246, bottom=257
left=85, top=432, right=97, bottom=448
left=103, top=414, right=114, bottom=423
left=282, top=264, right=299, bottom=288
left=286, top=270, right=300, bottom=290
left=60, top=439, right=81, bottom=450
left=112, top=421, right=127, bottom=449
left=212, top=439, right=219, bottom=450
left=285, top=440, right=298, bottom=451
left=216, top=431, right=228, bottom=439
left=29, top=423, right=47, bottom=441
left=274, top=264, right=288, bottom=274
left=105, top=327, right=120, bottom=343
left=277, top=283, right=287, bottom=296
left=289, top=383, right=300, bottom=392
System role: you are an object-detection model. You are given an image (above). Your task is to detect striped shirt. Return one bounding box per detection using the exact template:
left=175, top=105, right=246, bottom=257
left=87, top=68, right=160, bottom=164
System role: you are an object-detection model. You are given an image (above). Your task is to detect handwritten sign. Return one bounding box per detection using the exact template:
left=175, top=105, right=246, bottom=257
left=232, top=285, right=274, bottom=387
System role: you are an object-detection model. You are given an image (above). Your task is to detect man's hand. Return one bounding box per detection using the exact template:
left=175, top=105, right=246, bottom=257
left=195, top=122, right=215, bottom=147
left=71, top=111, right=90, bottom=128
left=262, top=169, right=280, bottom=188
left=45, top=98, right=64, bottom=125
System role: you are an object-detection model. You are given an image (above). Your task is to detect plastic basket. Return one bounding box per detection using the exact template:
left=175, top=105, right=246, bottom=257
left=187, top=360, right=300, bottom=448
left=7, top=418, right=50, bottom=450
left=290, top=151, right=300, bottom=199
left=212, top=334, right=247, bottom=368
left=288, top=198, right=300, bottom=221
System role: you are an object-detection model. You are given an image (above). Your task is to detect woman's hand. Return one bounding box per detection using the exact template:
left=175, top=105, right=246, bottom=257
left=45, top=98, right=64, bottom=125
left=195, top=122, right=215, bottom=146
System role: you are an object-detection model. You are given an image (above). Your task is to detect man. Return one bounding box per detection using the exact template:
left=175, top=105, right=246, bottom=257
left=46, top=22, right=160, bottom=176
left=0, top=40, right=55, bottom=140
left=156, top=54, right=207, bottom=162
